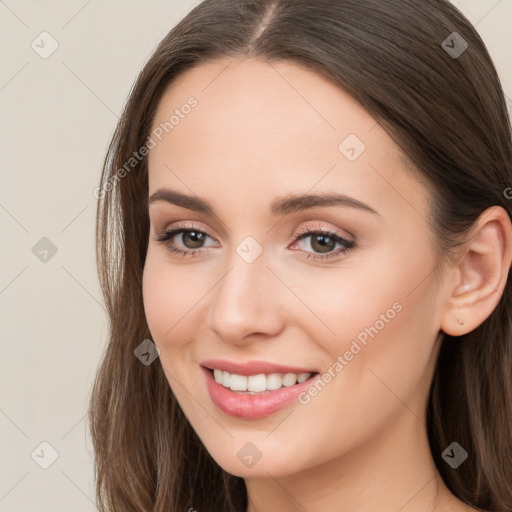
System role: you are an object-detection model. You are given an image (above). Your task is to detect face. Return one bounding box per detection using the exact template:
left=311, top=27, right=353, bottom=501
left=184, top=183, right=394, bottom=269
left=142, top=57, right=448, bottom=478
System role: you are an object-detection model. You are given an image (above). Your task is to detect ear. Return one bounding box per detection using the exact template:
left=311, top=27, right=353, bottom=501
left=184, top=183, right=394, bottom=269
left=440, top=206, right=512, bottom=336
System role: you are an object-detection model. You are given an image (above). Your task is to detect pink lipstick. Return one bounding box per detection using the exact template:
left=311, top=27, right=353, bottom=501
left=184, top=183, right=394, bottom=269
left=201, top=359, right=320, bottom=419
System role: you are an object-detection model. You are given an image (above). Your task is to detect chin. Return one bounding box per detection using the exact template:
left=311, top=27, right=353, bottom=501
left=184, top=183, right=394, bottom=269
left=202, top=438, right=311, bottom=479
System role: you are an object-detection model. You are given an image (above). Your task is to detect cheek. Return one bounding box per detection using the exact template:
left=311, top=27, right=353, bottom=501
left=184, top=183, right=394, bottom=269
left=302, top=242, right=440, bottom=402
left=279, top=251, right=425, bottom=360
left=324, top=237, right=438, bottom=353
left=313, top=258, right=440, bottom=424
left=142, top=248, right=202, bottom=347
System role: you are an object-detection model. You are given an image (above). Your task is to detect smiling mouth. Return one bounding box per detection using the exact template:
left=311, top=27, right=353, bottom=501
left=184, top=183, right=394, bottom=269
left=205, top=367, right=320, bottom=394
left=201, top=365, right=322, bottom=419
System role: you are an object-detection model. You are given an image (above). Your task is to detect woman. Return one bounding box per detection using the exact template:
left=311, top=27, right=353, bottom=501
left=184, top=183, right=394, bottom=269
left=89, top=1, right=512, bottom=511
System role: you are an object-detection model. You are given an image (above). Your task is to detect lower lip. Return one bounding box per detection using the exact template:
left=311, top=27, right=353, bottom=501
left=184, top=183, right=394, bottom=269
left=201, top=366, right=319, bottom=419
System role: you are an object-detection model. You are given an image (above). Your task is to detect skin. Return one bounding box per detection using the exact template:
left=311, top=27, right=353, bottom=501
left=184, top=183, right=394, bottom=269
left=142, top=57, right=512, bottom=512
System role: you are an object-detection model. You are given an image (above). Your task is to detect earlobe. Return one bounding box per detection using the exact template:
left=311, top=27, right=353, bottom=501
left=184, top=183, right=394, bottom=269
left=440, top=206, right=512, bottom=337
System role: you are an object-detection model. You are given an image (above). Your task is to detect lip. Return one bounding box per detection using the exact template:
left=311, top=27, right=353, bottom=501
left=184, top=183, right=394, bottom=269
left=201, top=365, right=320, bottom=419
left=201, top=358, right=318, bottom=376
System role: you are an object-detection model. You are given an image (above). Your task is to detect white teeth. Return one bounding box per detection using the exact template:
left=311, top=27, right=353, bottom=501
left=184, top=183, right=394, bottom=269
left=282, top=373, right=297, bottom=387
left=229, top=374, right=247, bottom=391
left=213, top=369, right=223, bottom=384
left=297, top=372, right=310, bottom=383
left=248, top=374, right=267, bottom=392
left=211, top=369, right=313, bottom=392
left=266, top=373, right=282, bottom=390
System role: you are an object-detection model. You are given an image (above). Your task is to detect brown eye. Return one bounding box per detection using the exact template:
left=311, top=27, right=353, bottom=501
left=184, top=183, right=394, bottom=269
left=292, top=227, right=356, bottom=261
left=308, top=233, right=337, bottom=254
left=179, top=230, right=207, bottom=249
left=153, top=224, right=217, bottom=257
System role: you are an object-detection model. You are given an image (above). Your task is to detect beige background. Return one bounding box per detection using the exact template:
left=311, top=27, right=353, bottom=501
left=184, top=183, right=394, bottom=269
left=0, top=1, right=510, bottom=510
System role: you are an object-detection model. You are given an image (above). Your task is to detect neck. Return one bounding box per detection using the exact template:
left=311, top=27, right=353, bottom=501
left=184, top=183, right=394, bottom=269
left=245, top=405, right=458, bottom=512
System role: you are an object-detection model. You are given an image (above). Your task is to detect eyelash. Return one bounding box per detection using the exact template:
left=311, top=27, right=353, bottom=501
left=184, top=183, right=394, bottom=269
left=152, top=222, right=356, bottom=261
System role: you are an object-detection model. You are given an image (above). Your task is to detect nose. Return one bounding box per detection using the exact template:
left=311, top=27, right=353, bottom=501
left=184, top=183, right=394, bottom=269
left=206, top=248, right=286, bottom=346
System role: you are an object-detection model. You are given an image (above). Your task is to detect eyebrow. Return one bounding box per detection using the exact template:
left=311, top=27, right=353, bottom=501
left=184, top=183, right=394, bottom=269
left=148, top=188, right=380, bottom=217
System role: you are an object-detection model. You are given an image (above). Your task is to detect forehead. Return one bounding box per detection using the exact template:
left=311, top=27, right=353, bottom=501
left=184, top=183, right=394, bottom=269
left=149, top=57, right=377, bottom=158
left=147, top=57, right=429, bottom=222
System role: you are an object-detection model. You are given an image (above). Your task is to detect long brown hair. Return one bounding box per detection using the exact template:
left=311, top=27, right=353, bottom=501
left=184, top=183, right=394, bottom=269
left=89, top=1, right=512, bottom=510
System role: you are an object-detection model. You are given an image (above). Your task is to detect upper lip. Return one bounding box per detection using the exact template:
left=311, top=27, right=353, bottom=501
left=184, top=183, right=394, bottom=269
left=201, top=359, right=318, bottom=376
